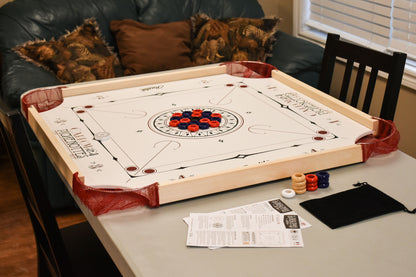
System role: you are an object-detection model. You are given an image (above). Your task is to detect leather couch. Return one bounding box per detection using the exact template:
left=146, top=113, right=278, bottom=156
left=0, top=0, right=324, bottom=208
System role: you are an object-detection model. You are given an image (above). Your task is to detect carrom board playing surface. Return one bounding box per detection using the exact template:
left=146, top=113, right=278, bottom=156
left=22, top=63, right=378, bottom=206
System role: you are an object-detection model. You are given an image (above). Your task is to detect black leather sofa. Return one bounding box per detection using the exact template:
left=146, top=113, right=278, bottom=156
left=0, top=0, right=324, bottom=208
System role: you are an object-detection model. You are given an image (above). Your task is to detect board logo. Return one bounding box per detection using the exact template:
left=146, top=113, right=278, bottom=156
left=141, top=84, right=164, bottom=92
left=56, top=128, right=98, bottom=159
left=276, top=92, right=330, bottom=116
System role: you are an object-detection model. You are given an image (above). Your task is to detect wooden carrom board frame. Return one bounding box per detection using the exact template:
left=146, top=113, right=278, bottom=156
left=21, top=62, right=380, bottom=214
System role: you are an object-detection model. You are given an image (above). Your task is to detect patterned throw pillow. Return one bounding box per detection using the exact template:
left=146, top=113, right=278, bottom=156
left=191, top=14, right=280, bottom=65
left=14, top=18, right=123, bottom=84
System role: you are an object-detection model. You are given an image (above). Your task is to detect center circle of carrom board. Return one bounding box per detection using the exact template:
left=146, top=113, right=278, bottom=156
left=148, top=107, right=244, bottom=138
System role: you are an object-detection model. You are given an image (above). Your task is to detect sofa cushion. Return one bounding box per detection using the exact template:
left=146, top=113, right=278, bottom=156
left=1, top=51, right=62, bottom=108
left=14, top=18, right=123, bottom=84
left=135, top=0, right=265, bottom=25
left=111, top=19, right=193, bottom=75
left=191, top=14, right=279, bottom=65
left=266, top=31, right=324, bottom=80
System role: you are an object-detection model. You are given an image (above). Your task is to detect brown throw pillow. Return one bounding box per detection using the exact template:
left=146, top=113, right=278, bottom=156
left=191, top=14, right=280, bottom=65
left=14, top=18, right=122, bottom=84
left=110, top=19, right=193, bottom=75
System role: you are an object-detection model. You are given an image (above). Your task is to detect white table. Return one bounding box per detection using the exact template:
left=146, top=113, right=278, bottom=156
left=72, top=150, right=416, bottom=277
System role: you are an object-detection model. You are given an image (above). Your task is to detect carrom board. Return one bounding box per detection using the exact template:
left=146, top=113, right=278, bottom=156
left=22, top=63, right=377, bottom=205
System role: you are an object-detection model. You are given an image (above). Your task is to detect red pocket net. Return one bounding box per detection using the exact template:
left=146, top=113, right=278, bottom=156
left=356, top=117, right=400, bottom=161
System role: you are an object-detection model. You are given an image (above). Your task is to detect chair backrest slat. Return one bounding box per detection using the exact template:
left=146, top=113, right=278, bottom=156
left=340, top=59, right=354, bottom=102
left=351, top=63, right=366, bottom=108
left=362, top=68, right=379, bottom=113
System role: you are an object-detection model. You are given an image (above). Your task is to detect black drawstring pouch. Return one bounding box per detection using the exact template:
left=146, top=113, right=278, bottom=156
left=299, top=182, right=415, bottom=229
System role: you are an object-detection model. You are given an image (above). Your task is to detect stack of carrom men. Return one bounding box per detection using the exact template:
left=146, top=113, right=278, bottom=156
left=291, top=171, right=330, bottom=194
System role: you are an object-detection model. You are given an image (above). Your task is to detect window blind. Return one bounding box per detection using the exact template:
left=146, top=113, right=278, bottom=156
left=306, top=0, right=392, bottom=47
left=390, top=0, right=416, bottom=59
left=304, top=0, right=416, bottom=58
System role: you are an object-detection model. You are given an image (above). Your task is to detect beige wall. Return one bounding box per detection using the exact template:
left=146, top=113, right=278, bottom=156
left=394, top=85, right=416, bottom=158
left=258, top=0, right=293, bottom=34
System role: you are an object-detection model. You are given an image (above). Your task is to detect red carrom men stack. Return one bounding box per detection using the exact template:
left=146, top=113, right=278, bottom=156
left=305, top=174, right=318, bottom=191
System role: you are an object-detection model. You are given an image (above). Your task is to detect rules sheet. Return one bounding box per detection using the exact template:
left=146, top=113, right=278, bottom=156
left=185, top=198, right=307, bottom=248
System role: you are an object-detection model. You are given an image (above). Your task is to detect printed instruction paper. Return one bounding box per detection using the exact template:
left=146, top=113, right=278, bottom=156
left=185, top=198, right=309, bottom=248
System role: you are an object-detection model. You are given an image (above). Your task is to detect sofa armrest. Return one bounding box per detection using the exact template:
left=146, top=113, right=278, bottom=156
left=267, top=31, right=324, bottom=88
left=1, top=51, right=61, bottom=109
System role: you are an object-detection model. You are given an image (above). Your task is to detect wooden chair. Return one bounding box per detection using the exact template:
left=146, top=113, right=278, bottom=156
left=318, top=33, right=407, bottom=121
left=0, top=102, right=121, bottom=277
